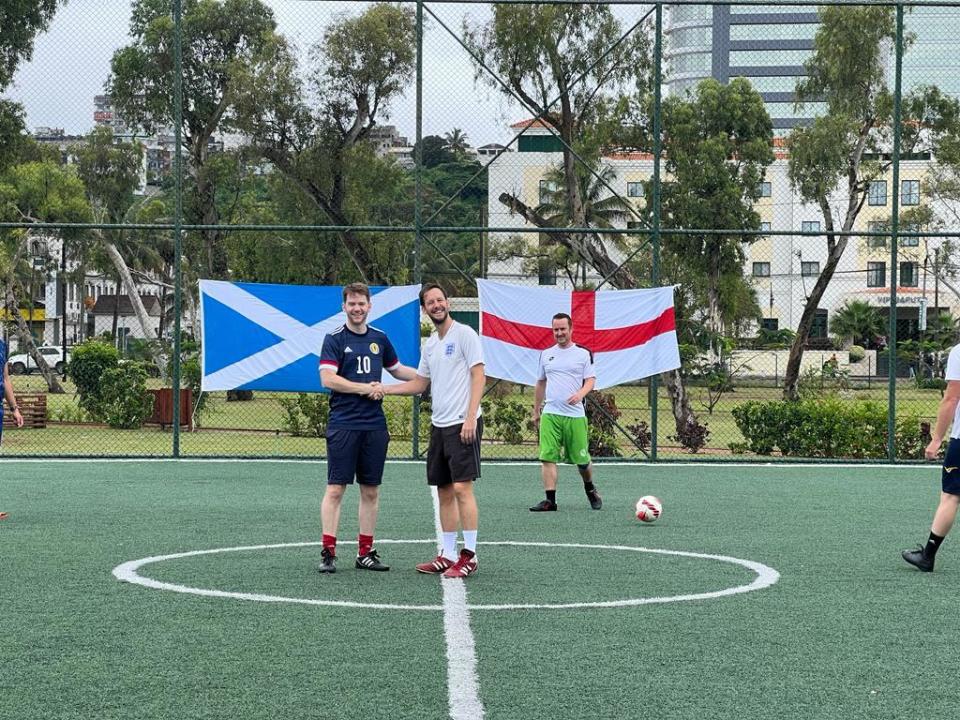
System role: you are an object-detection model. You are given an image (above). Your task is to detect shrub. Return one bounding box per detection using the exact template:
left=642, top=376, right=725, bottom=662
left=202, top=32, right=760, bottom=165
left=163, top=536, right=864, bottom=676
left=279, top=393, right=330, bottom=438
left=669, top=420, right=711, bottom=454
left=482, top=396, right=529, bottom=445
left=626, top=420, right=651, bottom=452
left=732, top=398, right=929, bottom=459
left=585, top=391, right=621, bottom=457
left=848, top=345, right=866, bottom=363
left=67, top=340, right=120, bottom=418
left=98, top=364, right=154, bottom=429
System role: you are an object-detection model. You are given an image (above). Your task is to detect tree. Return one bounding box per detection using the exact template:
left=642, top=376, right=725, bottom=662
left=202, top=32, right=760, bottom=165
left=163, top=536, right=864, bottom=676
left=443, top=128, right=471, bottom=159
left=654, top=79, right=773, bottom=354
left=0, top=1, right=59, bottom=88
left=108, top=0, right=279, bottom=278
left=829, top=300, right=885, bottom=348
left=414, top=135, right=456, bottom=169
left=469, top=5, right=700, bottom=441
left=233, top=2, right=416, bottom=284
left=782, top=5, right=960, bottom=399
left=72, top=128, right=165, bottom=367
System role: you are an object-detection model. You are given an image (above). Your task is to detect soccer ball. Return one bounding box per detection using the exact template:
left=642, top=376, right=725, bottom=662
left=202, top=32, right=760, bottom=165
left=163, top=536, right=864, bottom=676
left=635, top=495, right=662, bottom=523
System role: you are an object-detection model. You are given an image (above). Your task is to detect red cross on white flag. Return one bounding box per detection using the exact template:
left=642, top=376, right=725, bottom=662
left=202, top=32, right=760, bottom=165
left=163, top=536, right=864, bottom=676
left=477, top=279, right=681, bottom=389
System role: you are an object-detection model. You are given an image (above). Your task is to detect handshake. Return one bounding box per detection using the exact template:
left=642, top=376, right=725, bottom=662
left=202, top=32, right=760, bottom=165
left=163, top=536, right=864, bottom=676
left=364, top=381, right=386, bottom=401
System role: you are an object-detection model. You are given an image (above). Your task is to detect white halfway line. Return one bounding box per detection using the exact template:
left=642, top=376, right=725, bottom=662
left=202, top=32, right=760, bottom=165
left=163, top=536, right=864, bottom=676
left=431, top=486, right=485, bottom=720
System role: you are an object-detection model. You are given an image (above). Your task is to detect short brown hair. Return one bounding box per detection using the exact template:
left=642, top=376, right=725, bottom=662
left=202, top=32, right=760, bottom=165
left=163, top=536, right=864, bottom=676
left=342, top=282, right=370, bottom=303
left=419, top=283, right=448, bottom=307
left=552, top=313, right=572, bottom=326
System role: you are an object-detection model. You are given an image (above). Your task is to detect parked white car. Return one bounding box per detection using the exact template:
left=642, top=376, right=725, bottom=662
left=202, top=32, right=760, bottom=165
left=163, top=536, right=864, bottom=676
left=7, top=346, right=71, bottom=375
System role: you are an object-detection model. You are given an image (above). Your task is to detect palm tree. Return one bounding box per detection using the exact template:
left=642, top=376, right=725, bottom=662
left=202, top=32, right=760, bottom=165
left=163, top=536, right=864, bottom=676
left=830, top=300, right=885, bottom=347
left=535, top=163, right=633, bottom=286
left=443, top=128, right=470, bottom=159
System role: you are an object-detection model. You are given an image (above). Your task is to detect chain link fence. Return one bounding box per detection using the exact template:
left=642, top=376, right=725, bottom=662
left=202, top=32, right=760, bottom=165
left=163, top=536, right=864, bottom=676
left=2, top=1, right=960, bottom=460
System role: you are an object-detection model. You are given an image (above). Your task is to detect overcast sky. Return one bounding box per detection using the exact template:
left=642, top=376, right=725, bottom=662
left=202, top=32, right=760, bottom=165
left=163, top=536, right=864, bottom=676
left=3, top=0, right=550, bottom=147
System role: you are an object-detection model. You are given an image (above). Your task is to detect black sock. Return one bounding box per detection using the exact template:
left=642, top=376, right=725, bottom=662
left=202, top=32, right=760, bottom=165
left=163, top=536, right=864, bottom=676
left=546, top=490, right=556, bottom=504
left=583, top=482, right=595, bottom=494
left=925, top=532, right=945, bottom=557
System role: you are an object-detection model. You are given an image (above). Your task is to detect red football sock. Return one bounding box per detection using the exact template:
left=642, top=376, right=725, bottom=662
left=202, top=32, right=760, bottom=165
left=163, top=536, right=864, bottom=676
left=322, top=534, right=337, bottom=554
left=358, top=534, right=374, bottom=557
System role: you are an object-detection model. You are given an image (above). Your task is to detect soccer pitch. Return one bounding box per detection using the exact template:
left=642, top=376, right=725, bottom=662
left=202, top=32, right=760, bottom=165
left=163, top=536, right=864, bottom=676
left=1, top=460, right=956, bottom=720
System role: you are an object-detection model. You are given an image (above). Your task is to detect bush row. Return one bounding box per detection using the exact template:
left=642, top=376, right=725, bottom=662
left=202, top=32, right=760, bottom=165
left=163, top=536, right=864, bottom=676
left=731, top=398, right=930, bottom=459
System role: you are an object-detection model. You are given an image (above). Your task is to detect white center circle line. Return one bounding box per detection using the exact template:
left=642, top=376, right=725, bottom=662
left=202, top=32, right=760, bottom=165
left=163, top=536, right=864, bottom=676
left=112, top=539, right=779, bottom=611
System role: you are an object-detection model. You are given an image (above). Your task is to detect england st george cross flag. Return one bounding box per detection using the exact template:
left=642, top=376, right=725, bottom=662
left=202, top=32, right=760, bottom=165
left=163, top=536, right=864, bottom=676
left=477, top=279, right=681, bottom=390
left=199, top=281, right=422, bottom=392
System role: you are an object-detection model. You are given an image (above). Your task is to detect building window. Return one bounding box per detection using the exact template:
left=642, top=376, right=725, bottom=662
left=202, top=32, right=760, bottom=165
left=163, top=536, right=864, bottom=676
left=810, top=309, right=829, bottom=339
left=901, top=179, right=920, bottom=206
left=801, top=220, right=820, bottom=233
left=901, top=223, right=920, bottom=247
left=801, top=261, right=820, bottom=277
left=867, top=221, right=888, bottom=248
left=760, top=317, right=779, bottom=331
left=539, top=179, right=557, bottom=205
left=759, top=222, right=771, bottom=232
left=753, top=262, right=771, bottom=277
left=900, top=261, right=919, bottom=287
left=758, top=182, right=772, bottom=198
left=627, top=182, right=644, bottom=198
left=867, top=261, right=886, bottom=287
left=868, top=181, right=887, bottom=206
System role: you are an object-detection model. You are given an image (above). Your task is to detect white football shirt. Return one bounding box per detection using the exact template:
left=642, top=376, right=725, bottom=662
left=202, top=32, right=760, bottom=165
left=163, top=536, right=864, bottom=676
left=946, top=344, right=960, bottom=439
left=537, top=344, right=596, bottom=418
left=418, top=321, right=484, bottom=428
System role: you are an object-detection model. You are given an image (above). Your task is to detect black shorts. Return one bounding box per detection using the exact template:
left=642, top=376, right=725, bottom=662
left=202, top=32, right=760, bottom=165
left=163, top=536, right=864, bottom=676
left=427, top=418, right=483, bottom=486
left=943, top=437, right=960, bottom=495
left=326, top=428, right=390, bottom=486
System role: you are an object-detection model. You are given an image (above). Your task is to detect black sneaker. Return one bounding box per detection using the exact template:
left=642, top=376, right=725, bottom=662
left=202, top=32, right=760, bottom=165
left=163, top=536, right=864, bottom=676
left=586, top=489, right=602, bottom=510
left=356, top=549, right=390, bottom=571
left=529, top=499, right=558, bottom=512
left=902, top=547, right=935, bottom=572
left=318, top=547, right=337, bottom=574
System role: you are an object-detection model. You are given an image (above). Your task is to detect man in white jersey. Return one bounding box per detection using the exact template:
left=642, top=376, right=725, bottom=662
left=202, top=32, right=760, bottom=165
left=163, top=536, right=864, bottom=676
left=379, top=283, right=484, bottom=578
left=903, top=342, right=960, bottom=571
left=530, top=313, right=601, bottom=512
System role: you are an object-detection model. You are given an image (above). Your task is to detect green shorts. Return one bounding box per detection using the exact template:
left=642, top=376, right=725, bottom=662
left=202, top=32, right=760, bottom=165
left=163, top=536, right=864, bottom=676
left=538, top=413, right=591, bottom=465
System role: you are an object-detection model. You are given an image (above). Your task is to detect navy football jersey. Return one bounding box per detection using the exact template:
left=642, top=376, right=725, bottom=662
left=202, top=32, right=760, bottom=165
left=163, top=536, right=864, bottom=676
left=319, top=325, right=399, bottom=430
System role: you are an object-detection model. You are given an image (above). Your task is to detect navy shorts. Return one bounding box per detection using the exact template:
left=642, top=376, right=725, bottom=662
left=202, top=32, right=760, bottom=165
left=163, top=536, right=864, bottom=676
left=326, top=428, right=390, bottom=486
left=427, top=418, right=482, bottom=487
left=943, top=438, right=960, bottom=495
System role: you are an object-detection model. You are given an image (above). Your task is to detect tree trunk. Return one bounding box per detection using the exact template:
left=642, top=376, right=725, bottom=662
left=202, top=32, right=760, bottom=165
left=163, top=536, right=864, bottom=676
left=497, top=191, right=700, bottom=436
left=103, top=242, right=167, bottom=374
left=111, top=271, right=121, bottom=344
left=4, top=281, right=64, bottom=394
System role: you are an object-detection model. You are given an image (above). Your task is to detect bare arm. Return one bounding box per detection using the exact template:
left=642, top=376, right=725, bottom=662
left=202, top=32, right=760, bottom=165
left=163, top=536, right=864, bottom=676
left=533, top=378, right=546, bottom=423
left=567, top=376, right=596, bottom=405
left=460, top=363, right=485, bottom=443
left=386, top=363, right=419, bottom=382
left=381, top=374, right=430, bottom=396
left=3, top=363, right=23, bottom=428
left=926, top=380, right=960, bottom=459
left=320, top=369, right=376, bottom=397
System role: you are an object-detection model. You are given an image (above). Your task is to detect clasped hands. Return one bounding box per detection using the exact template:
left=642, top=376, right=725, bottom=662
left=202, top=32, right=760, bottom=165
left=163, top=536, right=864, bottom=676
left=364, top=381, right=385, bottom=401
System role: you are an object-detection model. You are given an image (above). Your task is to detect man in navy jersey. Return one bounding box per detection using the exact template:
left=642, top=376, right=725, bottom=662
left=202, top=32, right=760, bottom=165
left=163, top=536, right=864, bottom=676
left=1, top=339, right=24, bottom=521
left=317, top=283, right=417, bottom=573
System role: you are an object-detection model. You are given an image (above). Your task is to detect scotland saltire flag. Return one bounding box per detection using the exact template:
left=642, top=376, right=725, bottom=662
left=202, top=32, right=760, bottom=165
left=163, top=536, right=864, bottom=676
left=200, top=280, right=422, bottom=392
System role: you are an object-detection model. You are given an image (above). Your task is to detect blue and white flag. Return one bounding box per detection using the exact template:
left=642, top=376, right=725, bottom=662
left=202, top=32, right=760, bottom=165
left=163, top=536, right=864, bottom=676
left=199, top=280, right=422, bottom=392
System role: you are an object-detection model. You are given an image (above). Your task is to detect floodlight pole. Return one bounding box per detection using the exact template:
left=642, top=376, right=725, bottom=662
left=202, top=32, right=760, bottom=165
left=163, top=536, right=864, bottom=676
left=888, top=4, right=904, bottom=463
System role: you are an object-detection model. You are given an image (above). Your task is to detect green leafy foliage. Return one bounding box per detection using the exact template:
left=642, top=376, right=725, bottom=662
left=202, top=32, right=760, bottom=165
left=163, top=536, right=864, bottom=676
left=481, top=396, right=530, bottom=445
left=98, top=364, right=154, bottom=429
left=848, top=345, right=866, bottom=363
left=279, top=394, right=330, bottom=438
left=585, top=391, right=621, bottom=458
left=732, top=399, right=929, bottom=459
left=67, top=340, right=120, bottom=417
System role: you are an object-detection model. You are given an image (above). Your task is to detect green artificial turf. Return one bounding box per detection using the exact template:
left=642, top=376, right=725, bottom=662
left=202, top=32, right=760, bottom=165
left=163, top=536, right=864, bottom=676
left=1, top=461, right=957, bottom=719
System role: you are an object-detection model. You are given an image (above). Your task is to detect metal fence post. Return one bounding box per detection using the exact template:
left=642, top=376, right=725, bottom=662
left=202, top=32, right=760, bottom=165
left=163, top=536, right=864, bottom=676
left=888, top=3, right=905, bottom=462
left=172, top=0, right=184, bottom=459
left=412, top=0, right=424, bottom=461
left=650, top=3, right=663, bottom=462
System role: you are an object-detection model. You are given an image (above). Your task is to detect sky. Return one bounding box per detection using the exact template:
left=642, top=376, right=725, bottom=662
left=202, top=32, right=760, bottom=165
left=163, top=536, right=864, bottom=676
left=3, top=0, right=547, bottom=147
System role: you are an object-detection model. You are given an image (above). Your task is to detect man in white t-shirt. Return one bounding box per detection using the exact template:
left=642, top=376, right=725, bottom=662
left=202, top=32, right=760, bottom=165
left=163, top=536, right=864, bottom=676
left=530, top=313, right=601, bottom=512
left=380, top=283, right=484, bottom=578
left=903, top=343, right=960, bottom=571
